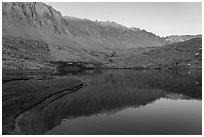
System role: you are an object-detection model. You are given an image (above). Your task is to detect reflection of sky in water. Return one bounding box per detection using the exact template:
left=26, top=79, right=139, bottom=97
left=15, top=69, right=202, bottom=135
left=46, top=99, right=201, bottom=135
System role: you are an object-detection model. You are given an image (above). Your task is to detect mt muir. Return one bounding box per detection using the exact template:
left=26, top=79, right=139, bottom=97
left=2, top=2, right=202, bottom=70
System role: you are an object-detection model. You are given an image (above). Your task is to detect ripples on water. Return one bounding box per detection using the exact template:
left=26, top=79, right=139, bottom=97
left=15, top=69, right=202, bottom=135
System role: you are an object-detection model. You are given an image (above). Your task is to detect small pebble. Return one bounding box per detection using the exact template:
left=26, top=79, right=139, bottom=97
left=195, top=81, right=199, bottom=85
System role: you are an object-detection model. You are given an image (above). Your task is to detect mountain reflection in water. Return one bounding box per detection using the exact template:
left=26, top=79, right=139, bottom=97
left=15, top=69, right=202, bottom=135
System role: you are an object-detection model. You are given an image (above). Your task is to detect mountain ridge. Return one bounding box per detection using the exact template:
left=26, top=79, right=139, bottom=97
left=2, top=2, right=202, bottom=69
left=2, top=2, right=165, bottom=47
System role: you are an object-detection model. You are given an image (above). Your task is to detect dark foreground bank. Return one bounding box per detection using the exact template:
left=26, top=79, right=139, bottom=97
left=2, top=69, right=83, bottom=134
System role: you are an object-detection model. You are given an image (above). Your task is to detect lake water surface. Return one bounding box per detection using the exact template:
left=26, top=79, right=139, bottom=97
left=15, top=69, right=202, bottom=135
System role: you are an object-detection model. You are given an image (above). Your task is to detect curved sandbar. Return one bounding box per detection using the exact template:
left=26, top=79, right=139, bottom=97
left=2, top=77, right=83, bottom=134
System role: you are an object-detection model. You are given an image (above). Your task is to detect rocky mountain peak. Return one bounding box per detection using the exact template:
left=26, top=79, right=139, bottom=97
left=3, top=2, right=63, bottom=29
left=2, top=2, right=166, bottom=49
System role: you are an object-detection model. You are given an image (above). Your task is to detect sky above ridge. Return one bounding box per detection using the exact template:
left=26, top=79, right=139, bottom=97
left=46, top=2, right=202, bottom=37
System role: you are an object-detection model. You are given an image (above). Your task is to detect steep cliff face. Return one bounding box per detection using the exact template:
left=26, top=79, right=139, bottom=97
left=2, top=2, right=165, bottom=49
left=2, top=2, right=68, bottom=42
